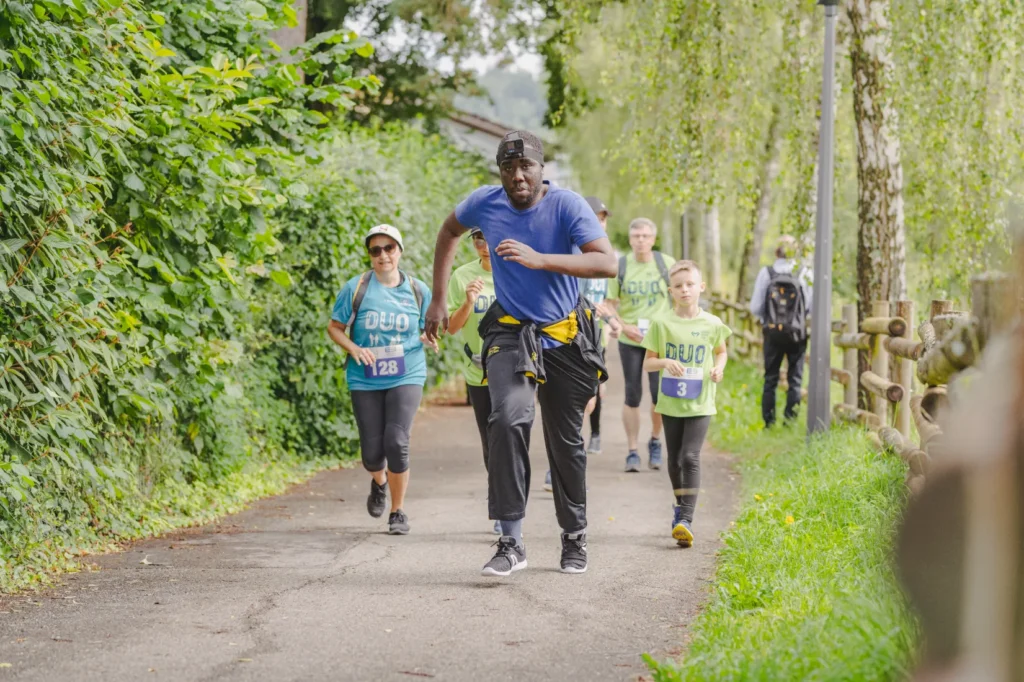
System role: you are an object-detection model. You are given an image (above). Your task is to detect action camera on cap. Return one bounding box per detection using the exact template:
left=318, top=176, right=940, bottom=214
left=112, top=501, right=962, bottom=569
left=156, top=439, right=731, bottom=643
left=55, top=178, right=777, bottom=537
left=497, top=135, right=525, bottom=164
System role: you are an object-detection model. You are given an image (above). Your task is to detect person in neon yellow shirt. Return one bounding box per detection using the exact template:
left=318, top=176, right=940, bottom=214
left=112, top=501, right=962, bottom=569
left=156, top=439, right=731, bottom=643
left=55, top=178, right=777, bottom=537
left=446, top=228, right=499, bottom=534
left=642, top=260, right=730, bottom=548
left=605, top=217, right=675, bottom=472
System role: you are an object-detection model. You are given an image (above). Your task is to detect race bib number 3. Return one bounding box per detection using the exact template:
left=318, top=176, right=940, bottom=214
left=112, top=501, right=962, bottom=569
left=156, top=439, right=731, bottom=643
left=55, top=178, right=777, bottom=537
left=661, top=368, right=704, bottom=399
left=364, top=345, right=406, bottom=379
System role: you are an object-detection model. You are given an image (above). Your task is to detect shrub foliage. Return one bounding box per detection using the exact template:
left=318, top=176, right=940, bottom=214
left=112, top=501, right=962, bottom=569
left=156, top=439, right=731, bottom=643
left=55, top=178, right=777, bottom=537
left=0, top=0, right=485, bottom=589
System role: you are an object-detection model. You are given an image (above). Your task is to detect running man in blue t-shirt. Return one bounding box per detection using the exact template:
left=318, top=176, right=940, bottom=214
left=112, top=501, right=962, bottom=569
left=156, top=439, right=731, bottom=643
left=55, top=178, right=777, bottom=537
left=424, top=130, right=617, bottom=577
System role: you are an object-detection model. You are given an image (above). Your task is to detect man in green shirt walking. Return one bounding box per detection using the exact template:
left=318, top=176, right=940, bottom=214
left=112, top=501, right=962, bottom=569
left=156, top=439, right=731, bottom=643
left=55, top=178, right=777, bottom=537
left=605, top=217, right=675, bottom=472
left=446, top=228, right=499, bottom=534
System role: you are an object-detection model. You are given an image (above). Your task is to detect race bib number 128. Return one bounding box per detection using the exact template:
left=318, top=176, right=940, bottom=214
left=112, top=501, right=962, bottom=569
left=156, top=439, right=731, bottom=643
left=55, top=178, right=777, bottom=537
left=364, top=345, right=406, bottom=379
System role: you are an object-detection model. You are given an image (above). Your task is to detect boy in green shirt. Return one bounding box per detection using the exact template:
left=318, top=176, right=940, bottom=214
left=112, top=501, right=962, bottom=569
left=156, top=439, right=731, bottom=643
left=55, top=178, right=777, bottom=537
left=446, top=228, right=499, bottom=534
left=642, top=260, right=730, bottom=547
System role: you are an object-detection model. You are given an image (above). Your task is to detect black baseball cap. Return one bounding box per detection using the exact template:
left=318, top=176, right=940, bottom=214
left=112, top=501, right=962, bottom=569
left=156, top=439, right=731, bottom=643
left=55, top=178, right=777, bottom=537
left=584, top=196, right=611, bottom=217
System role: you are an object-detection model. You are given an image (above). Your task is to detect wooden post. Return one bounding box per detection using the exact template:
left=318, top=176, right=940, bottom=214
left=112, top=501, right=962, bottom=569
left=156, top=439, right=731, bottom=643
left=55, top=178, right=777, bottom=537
left=895, top=300, right=914, bottom=438
left=930, top=299, right=953, bottom=320
left=971, top=273, right=1017, bottom=348
left=842, top=304, right=858, bottom=408
left=870, top=300, right=890, bottom=424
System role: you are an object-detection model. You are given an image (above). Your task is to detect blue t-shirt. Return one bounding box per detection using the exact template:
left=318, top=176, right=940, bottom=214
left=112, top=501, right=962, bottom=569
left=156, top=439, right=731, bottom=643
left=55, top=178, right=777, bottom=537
left=330, top=273, right=432, bottom=391
left=455, top=183, right=606, bottom=347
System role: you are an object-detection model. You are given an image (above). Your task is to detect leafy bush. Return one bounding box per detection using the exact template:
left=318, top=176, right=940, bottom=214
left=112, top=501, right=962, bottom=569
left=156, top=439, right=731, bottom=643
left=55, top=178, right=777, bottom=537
left=0, top=0, right=484, bottom=590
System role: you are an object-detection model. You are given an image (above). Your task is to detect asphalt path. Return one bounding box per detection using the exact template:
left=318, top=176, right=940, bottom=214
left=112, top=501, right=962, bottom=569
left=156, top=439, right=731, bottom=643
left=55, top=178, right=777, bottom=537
left=0, top=340, right=738, bottom=681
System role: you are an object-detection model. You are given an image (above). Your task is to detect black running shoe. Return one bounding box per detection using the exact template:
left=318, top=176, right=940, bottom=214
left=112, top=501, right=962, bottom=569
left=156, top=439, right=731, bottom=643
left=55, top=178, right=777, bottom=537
left=481, top=536, right=527, bottom=577
left=560, top=532, right=588, bottom=574
left=388, top=509, right=410, bottom=535
left=367, top=479, right=388, bottom=518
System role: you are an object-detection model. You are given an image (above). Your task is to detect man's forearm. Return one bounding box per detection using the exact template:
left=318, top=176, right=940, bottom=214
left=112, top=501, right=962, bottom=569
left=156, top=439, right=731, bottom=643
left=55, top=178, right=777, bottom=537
left=539, top=251, right=617, bottom=279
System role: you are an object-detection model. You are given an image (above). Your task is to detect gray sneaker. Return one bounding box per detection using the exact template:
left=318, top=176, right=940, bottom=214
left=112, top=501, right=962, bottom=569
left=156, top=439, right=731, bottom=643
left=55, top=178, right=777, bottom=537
left=624, top=451, right=641, bottom=473
left=481, top=536, right=527, bottom=577
left=560, top=532, right=588, bottom=574
left=367, top=479, right=388, bottom=518
left=388, top=509, right=410, bottom=535
left=648, top=437, right=663, bottom=470
left=586, top=433, right=602, bottom=454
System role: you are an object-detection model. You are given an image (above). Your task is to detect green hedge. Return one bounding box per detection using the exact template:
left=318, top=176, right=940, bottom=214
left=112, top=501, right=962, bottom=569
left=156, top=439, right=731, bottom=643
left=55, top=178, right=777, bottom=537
left=645, top=362, right=920, bottom=681
left=0, top=0, right=485, bottom=591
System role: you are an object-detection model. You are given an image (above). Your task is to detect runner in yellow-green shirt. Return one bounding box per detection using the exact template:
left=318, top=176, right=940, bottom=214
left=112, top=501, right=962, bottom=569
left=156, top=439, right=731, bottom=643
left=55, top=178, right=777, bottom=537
left=605, top=217, right=675, bottom=473
left=446, top=228, right=499, bottom=534
left=641, top=260, right=730, bottom=549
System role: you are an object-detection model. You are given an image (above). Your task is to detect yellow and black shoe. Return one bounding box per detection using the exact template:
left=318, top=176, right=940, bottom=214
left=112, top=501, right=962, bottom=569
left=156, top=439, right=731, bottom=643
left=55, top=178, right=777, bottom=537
left=672, top=506, right=694, bottom=548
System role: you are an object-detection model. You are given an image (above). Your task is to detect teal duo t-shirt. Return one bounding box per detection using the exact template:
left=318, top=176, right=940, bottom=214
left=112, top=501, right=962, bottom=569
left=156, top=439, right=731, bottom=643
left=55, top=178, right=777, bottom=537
left=331, top=273, right=432, bottom=391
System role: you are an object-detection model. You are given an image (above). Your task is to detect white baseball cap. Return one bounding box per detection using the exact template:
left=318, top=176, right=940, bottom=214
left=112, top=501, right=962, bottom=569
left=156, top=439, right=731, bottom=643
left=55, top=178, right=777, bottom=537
left=364, top=224, right=404, bottom=251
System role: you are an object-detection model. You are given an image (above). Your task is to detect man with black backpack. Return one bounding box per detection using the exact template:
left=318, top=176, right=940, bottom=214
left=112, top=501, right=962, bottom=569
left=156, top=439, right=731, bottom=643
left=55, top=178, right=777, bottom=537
left=605, top=217, right=675, bottom=472
left=749, top=235, right=813, bottom=429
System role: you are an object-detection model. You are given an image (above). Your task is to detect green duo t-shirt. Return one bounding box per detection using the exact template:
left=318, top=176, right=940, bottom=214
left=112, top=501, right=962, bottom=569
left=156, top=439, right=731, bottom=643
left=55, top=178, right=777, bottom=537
left=642, top=310, right=732, bottom=418
left=446, top=259, right=496, bottom=387
left=607, top=253, right=676, bottom=347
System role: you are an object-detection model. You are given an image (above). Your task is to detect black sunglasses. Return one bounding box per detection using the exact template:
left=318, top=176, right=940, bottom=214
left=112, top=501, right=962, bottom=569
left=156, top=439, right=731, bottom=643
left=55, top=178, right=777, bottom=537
left=368, top=243, right=398, bottom=257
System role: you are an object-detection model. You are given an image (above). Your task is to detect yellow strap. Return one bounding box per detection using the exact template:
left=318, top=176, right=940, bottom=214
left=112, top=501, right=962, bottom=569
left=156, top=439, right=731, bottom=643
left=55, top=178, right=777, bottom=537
left=540, top=310, right=578, bottom=344
left=495, top=310, right=579, bottom=344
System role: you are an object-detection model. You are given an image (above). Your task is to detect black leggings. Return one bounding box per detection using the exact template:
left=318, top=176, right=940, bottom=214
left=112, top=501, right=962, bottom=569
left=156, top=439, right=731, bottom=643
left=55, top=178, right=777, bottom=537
left=618, top=342, right=658, bottom=408
left=662, top=415, right=712, bottom=523
left=350, top=384, right=423, bottom=474
left=467, top=384, right=491, bottom=470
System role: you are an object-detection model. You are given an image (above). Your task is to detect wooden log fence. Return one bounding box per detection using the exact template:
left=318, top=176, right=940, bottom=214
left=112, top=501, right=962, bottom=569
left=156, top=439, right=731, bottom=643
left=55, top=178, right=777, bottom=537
left=706, top=271, right=1019, bottom=495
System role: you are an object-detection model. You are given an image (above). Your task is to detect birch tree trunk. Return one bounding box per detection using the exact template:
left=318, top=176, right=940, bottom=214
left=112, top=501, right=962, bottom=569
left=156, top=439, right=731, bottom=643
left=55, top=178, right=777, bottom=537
left=847, top=0, right=907, bottom=406
left=736, top=104, right=783, bottom=301
left=847, top=0, right=908, bottom=318
left=704, top=204, right=722, bottom=294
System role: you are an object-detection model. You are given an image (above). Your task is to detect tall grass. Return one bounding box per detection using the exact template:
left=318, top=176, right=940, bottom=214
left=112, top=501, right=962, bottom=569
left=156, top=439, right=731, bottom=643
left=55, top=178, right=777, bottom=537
left=646, top=362, right=920, bottom=681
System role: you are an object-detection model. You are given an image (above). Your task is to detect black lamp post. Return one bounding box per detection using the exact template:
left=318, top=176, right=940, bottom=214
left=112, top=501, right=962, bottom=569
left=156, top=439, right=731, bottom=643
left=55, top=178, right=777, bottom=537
left=807, top=0, right=840, bottom=436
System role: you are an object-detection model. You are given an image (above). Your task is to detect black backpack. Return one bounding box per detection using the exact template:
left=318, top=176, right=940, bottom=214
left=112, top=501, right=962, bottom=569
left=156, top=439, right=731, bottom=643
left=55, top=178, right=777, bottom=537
left=762, top=265, right=808, bottom=341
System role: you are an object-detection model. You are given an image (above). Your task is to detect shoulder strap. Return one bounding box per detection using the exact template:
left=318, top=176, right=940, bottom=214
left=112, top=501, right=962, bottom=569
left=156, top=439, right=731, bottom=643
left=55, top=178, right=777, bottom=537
left=348, top=271, right=373, bottom=327
left=400, top=270, right=424, bottom=312
left=766, top=265, right=777, bottom=281
left=343, top=271, right=373, bottom=369
left=617, top=255, right=627, bottom=289
left=653, top=251, right=670, bottom=287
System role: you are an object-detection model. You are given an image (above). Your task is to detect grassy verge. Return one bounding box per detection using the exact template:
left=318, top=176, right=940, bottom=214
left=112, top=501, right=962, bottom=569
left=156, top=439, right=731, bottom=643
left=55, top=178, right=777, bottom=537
left=646, top=362, right=920, bottom=681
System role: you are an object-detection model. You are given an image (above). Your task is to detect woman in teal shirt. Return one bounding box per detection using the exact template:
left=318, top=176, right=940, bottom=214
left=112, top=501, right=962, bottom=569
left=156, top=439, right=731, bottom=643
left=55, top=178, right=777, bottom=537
left=327, top=225, right=436, bottom=536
